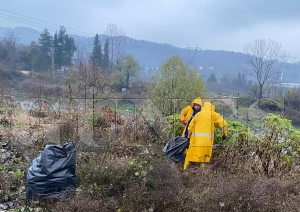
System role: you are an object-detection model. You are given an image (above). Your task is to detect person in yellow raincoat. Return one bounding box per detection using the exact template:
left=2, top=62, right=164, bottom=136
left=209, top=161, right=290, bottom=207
left=183, top=101, right=228, bottom=170
left=180, top=97, right=202, bottom=138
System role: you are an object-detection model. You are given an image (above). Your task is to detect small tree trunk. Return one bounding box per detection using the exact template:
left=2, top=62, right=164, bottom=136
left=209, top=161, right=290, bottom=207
left=126, top=74, right=130, bottom=89
left=259, top=84, right=263, bottom=99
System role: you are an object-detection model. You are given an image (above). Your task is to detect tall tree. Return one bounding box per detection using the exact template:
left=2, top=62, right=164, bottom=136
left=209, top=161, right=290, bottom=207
left=53, top=29, right=64, bottom=70
left=0, top=40, right=9, bottom=62
left=18, top=43, right=35, bottom=70
left=38, top=29, right=53, bottom=56
left=90, top=33, right=102, bottom=67
left=74, top=40, right=86, bottom=68
left=207, top=73, right=217, bottom=83
left=3, top=32, right=17, bottom=71
left=53, top=26, right=76, bottom=71
left=102, top=38, right=110, bottom=72
left=38, top=28, right=53, bottom=71
left=64, top=34, right=76, bottom=67
left=243, top=39, right=288, bottom=99
left=104, top=23, right=126, bottom=71
left=117, top=54, right=140, bottom=89
left=232, top=72, right=247, bottom=88
left=147, top=55, right=206, bottom=116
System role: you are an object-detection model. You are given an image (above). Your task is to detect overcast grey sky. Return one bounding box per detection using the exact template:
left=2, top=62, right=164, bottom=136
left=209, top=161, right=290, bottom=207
left=1, top=0, right=300, bottom=59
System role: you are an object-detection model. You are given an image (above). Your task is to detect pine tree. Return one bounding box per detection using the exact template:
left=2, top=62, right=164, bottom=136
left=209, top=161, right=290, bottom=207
left=53, top=27, right=65, bottom=70
left=38, top=29, right=53, bottom=56
left=53, top=26, right=76, bottom=71
left=38, top=28, right=53, bottom=71
left=207, top=73, right=217, bottom=83
left=64, top=34, right=76, bottom=67
left=53, top=33, right=61, bottom=70
left=90, top=33, right=102, bottom=67
left=102, top=38, right=110, bottom=72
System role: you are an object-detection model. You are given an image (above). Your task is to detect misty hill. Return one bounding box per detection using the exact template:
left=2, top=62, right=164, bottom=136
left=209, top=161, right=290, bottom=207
left=0, top=26, right=299, bottom=83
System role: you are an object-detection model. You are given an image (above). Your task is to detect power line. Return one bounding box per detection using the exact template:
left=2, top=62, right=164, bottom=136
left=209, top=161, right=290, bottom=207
left=0, top=13, right=58, bottom=32
left=1, top=8, right=62, bottom=28
left=0, top=8, right=95, bottom=37
left=0, top=8, right=94, bottom=36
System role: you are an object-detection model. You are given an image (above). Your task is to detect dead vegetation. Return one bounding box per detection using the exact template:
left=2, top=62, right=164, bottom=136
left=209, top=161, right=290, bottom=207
left=0, top=96, right=300, bottom=212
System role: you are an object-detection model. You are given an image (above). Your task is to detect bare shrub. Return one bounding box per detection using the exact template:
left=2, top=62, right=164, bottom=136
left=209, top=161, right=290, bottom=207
left=73, top=141, right=186, bottom=211
left=75, top=153, right=130, bottom=199
left=238, top=96, right=256, bottom=107
left=91, top=115, right=110, bottom=128
left=0, top=69, right=25, bottom=86
left=3, top=91, right=300, bottom=211
left=186, top=172, right=300, bottom=212
left=118, top=157, right=186, bottom=211
left=14, top=80, right=33, bottom=93
left=28, top=100, right=52, bottom=118
left=285, top=107, right=300, bottom=126
left=60, top=122, right=75, bottom=144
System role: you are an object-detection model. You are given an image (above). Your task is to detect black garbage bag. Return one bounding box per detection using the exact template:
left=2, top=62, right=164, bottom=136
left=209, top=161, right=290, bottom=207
left=26, top=142, right=76, bottom=200
left=163, top=136, right=189, bottom=163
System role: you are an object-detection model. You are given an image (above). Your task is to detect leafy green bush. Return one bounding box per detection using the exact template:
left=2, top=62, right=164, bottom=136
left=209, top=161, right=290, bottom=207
left=212, top=120, right=256, bottom=171
left=212, top=114, right=300, bottom=177
left=164, top=113, right=184, bottom=137
left=147, top=55, right=206, bottom=116
left=256, top=114, right=300, bottom=177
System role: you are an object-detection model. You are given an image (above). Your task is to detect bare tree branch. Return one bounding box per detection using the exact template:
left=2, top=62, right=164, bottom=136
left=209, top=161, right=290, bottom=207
left=104, top=23, right=126, bottom=72
left=243, top=39, right=289, bottom=99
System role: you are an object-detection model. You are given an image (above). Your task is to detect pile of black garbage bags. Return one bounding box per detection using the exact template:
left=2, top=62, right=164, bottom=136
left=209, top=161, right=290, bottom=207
left=26, top=142, right=76, bottom=200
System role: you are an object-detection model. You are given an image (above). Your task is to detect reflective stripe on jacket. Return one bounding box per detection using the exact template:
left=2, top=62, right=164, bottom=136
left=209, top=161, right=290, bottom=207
left=184, top=102, right=228, bottom=164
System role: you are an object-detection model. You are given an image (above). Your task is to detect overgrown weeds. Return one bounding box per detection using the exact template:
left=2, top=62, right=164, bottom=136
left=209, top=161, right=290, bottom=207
left=1, top=98, right=300, bottom=211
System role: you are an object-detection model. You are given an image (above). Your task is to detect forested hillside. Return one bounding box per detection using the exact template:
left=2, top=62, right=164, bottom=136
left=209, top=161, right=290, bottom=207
left=1, top=26, right=300, bottom=83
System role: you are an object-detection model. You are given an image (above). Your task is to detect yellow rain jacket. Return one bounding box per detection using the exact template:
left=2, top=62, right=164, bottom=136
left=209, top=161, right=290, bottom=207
left=180, top=98, right=202, bottom=137
left=183, top=102, right=228, bottom=170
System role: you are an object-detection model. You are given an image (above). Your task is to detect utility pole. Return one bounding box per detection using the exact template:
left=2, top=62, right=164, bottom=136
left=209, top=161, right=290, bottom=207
left=185, top=45, right=202, bottom=67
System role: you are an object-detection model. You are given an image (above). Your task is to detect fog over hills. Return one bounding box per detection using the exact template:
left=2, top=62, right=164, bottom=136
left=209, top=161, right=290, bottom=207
left=1, top=26, right=299, bottom=83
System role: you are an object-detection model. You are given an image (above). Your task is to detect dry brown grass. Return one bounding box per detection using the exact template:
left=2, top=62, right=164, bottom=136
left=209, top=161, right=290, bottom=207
left=1, top=101, right=300, bottom=211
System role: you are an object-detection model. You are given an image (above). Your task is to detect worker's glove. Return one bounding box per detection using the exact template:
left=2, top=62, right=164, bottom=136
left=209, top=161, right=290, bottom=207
left=222, top=135, right=227, bottom=140
left=181, top=120, right=187, bottom=125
